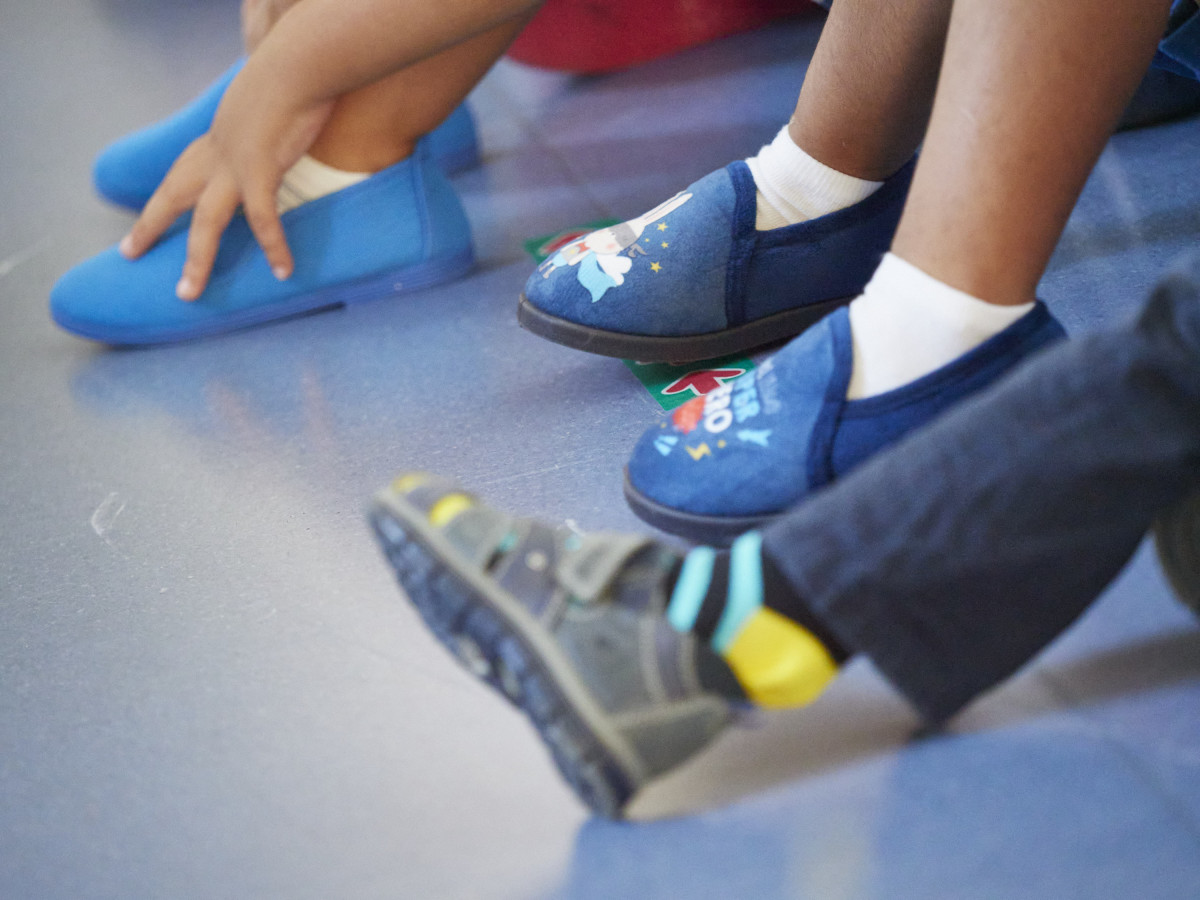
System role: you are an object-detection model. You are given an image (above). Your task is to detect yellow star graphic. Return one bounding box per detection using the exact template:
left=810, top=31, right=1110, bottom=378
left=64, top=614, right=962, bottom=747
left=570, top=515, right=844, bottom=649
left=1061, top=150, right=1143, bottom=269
left=657, top=223, right=668, bottom=231
left=650, top=262, right=662, bottom=273
left=717, top=440, right=727, bottom=448
left=661, top=242, right=669, bottom=248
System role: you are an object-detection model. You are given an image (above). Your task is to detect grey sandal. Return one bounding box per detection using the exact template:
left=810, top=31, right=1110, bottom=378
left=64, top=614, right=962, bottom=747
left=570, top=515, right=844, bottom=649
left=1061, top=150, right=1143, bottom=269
left=368, top=473, right=742, bottom=817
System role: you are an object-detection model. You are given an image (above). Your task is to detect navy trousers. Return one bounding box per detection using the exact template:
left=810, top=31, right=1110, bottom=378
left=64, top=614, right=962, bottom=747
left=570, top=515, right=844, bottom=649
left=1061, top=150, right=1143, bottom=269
left=763, top=252, right=1200, bottom=723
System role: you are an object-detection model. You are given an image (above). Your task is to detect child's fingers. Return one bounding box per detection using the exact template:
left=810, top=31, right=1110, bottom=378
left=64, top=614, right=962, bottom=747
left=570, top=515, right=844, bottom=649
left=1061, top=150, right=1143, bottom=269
left=242, top=187, right=294, bottom=283
left=176, top=178, right=240, bottom=302
left=121, top=147, right=209, bottom=260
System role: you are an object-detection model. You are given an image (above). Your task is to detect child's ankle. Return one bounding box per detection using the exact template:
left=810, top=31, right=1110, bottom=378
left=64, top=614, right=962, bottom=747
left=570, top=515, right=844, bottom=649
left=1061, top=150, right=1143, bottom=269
left=745, top=125, right=883, bottom=230
left=667, top=532, right=848, bottom=708
left=276, top=154, right=371, bottom=213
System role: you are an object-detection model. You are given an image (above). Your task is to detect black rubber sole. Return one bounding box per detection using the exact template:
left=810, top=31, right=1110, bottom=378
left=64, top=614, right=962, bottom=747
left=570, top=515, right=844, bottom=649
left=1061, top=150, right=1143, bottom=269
left=368, top=493, right=642, bottom=818
left=623, top=470, right=778, bottom=546
left=1154, top=493, right=1200, bottom=618
left=518, top=293, right=851, bottom=364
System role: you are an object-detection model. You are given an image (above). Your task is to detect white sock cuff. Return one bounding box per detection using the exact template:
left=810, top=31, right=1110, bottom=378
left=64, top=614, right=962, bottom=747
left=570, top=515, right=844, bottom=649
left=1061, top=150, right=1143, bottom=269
left=846, top=254, right=1037, bottom=399
left=861, top=253, right=1035, bottom=336
left=747, top=125, right=883, bottom=223
left=276, top=155, right=370, bottom=213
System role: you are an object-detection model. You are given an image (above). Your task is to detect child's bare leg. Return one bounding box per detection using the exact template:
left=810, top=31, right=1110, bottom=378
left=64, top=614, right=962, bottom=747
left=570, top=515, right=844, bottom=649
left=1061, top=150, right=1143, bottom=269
left=745, top=0, right=950, bottom=231
left=308, top=18, right=529, bottom=173
left=241, top=0, right=300, bottom=52
left=816, top=0, right=1168, bottom=400
left=892, top=0, right=1170, bottom=306
left=789, top=0, right=953, bottom=181
left=238, top=0, right=528, bottom=171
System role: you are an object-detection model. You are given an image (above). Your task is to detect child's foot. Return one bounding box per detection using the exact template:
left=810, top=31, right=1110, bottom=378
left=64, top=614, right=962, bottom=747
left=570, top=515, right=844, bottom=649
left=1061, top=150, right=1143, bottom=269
left=370, top=475, right=852, bottom=815
left=53, top=149, right=473, bottom=344
left=624, top=297, right=1066, bottom=543
left=92, top=59, right=480, bottom=211
left=368, top=474, right=744, bottom=817
left=517, top=154, right=914, bottom=363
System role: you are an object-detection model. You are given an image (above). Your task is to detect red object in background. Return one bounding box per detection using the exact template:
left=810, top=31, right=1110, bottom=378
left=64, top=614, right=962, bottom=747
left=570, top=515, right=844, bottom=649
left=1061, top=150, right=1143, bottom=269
left=508, top=0, right=816, bottom=74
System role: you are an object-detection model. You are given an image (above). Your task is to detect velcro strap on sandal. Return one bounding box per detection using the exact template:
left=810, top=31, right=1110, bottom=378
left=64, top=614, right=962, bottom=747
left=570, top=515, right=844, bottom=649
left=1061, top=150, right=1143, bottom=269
left=492, top=522, right=563, bottom=619
left=556, top=533, right=654, bottom=603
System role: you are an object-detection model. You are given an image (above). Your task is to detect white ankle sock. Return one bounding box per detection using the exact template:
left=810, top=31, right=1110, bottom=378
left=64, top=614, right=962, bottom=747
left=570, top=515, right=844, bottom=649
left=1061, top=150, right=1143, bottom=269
left=745, top=125, right=883, bottom=230
left=846, top=253, right=1035, bottom=399
left=276, top=155, right=369, bottom=213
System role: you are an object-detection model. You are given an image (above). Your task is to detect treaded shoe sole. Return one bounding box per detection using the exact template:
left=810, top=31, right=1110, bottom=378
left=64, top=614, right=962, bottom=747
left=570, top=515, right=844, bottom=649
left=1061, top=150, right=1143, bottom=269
left=623, top=469, right=774, bottom=546
left=368, top=487, right=649, bottom=818
left=518, top=292, right=851, bottom=364
left=1154, top=493, right=1200, bottom=618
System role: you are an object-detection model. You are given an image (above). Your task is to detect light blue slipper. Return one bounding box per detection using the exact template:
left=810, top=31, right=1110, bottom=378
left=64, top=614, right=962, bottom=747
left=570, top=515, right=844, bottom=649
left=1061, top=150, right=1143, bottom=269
left=55, top=149, right=473, bottom=344
left=93, top=59, right=480, bottom=210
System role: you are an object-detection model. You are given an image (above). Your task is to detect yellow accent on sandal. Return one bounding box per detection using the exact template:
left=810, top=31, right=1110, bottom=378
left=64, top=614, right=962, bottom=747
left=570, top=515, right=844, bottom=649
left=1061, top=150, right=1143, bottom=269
left=723, top=607, right=838, bottom=708
left=392, top=473, right=430, bottom=494
left=428, top=493, right=476, bottom=527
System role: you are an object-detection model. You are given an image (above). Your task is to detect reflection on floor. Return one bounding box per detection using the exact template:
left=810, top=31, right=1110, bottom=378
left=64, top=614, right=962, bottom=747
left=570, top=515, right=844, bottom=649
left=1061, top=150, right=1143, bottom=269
left=2, top=2, right=1199, bottom=898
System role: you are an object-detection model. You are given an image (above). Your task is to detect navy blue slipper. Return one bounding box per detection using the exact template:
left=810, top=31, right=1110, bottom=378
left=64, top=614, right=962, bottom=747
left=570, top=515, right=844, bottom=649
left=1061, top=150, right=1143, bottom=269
left=625, top=302, right=1066, bottom=543
left=519, top=158, right=914, bottom=363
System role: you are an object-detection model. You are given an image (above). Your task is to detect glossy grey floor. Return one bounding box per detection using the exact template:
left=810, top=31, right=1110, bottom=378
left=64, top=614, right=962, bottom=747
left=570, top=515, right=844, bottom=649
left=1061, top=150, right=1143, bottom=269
left=4, top=2, right=1200, bottom=898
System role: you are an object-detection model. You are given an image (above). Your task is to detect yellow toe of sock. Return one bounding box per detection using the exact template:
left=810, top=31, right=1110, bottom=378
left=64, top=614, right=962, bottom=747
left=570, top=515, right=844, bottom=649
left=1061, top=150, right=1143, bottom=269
left=723, top=607, right=838, bottom=709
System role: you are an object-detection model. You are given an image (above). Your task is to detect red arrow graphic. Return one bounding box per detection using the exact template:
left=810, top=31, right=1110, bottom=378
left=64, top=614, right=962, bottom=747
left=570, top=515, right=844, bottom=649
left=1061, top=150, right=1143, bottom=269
left=661, top=368, right=746, bottom=397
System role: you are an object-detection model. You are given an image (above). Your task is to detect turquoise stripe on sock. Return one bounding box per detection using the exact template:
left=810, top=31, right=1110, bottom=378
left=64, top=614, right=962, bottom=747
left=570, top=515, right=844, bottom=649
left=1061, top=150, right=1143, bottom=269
left=667, top=546, right=716, bottom=632
left=712, top=531, right=764, bottom=652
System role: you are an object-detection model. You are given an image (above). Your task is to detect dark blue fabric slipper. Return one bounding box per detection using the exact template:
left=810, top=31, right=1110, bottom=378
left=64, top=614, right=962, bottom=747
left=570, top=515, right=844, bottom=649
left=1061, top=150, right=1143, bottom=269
left=519, top=159, right=914, bottom=363
left=625, top=303, right=1066, bottom=543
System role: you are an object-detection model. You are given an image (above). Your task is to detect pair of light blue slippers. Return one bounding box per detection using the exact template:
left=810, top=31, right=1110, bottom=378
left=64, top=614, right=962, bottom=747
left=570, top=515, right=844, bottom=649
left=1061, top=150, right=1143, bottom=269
left=52, top=59, right=479, bottom=345
left=57, top=60, right=1066, bottom=542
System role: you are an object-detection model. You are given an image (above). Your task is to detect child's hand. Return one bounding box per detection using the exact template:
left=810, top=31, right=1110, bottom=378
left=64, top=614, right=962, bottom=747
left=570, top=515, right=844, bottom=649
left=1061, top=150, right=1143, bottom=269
left=119, top=65, right=334, bottom=301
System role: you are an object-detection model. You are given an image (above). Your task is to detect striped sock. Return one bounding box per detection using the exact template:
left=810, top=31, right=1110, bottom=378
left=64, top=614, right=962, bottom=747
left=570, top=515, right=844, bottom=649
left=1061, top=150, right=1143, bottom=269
left=665, top=532, right=848, bottom=708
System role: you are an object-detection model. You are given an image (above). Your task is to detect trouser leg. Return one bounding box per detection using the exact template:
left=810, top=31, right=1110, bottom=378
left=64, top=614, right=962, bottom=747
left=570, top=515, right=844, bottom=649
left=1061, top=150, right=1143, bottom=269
left=762, top=253, right=1200, bottom=722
